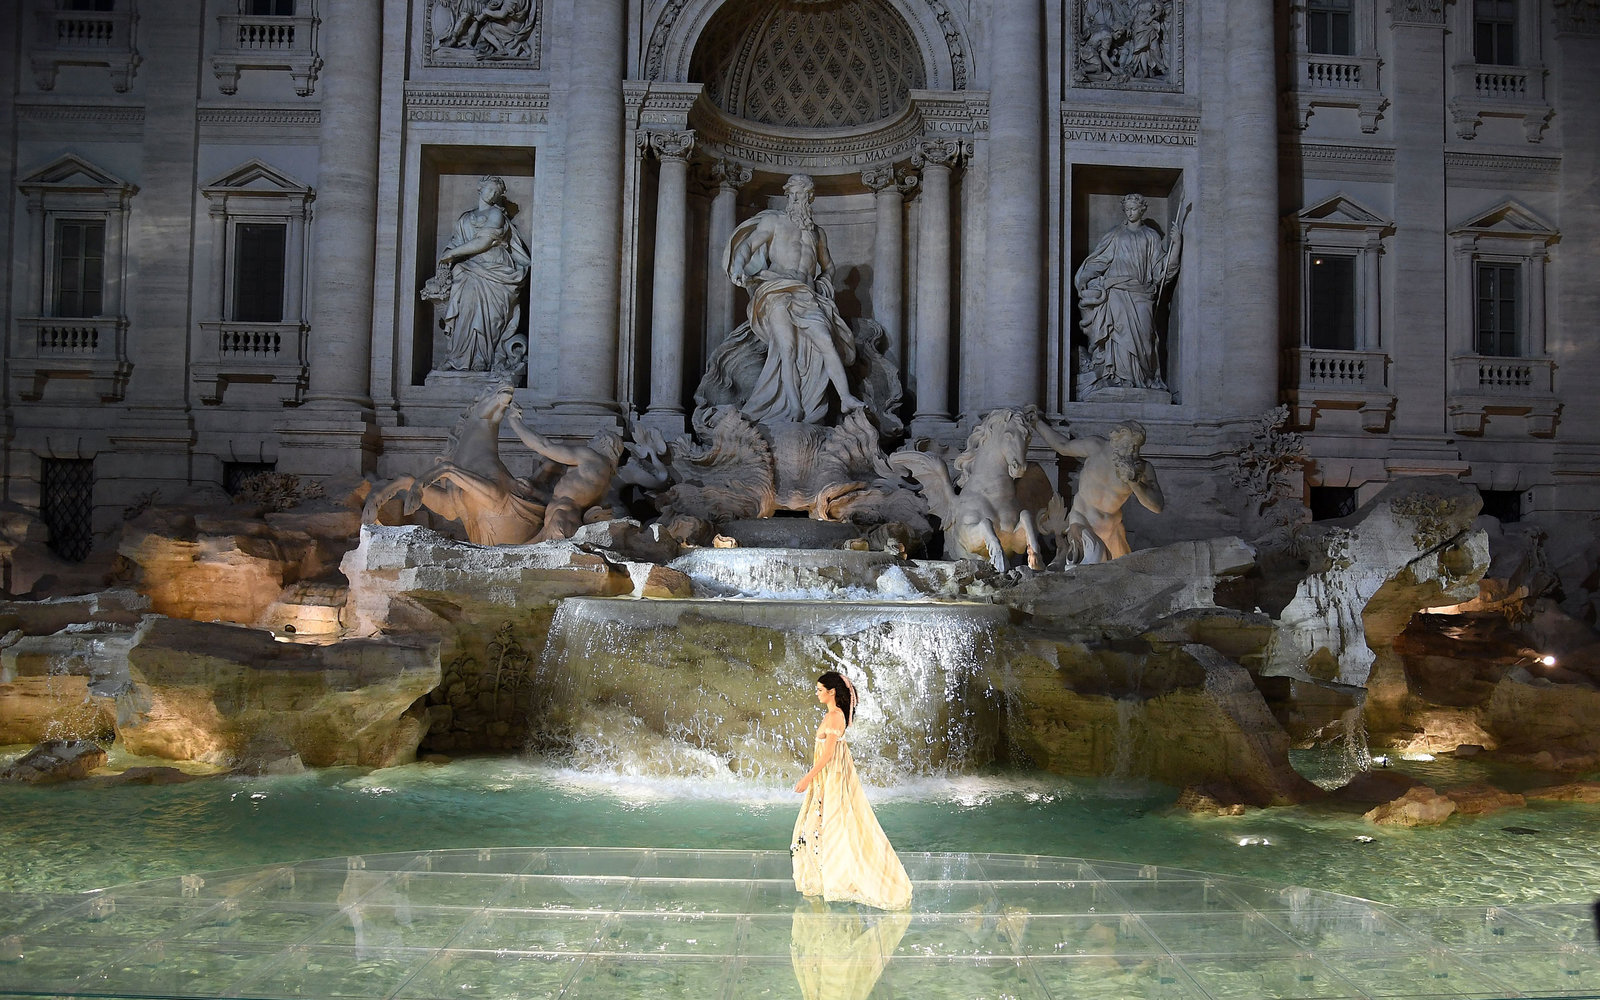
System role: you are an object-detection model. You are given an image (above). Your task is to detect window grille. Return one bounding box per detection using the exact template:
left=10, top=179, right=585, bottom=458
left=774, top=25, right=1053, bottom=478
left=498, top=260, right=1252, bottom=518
left=224, top=461, right=277, bottom=495
left=1479, top=489, right=1522, bottom=522
left=41, top=458, right=95, bottom=563
left=1309, top=486, right=1359, bottom=521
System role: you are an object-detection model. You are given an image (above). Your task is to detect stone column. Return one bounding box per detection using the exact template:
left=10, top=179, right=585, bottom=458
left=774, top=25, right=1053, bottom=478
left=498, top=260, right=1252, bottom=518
left=1550, top=2, right=1600, bottom=511
left=981, top=0, right=1047, bottom=412
left=862, top=164, right=913, bottom=367
left=643, top=130, right=695, bottom=434
left=552, top=0, right=625, bottom=415
left=1221, top=0, right=1281, bottom=414
left=705, top=159, right=751, bottom=345
left=277, top=0, right=382, bottom=476
left=1384, top=0, right=1462, bottom=475
left=910, top=138, right=965, bottom=431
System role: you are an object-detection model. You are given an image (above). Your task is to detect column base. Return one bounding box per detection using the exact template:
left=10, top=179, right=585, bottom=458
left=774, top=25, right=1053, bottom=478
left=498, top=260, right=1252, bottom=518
left=276, top=408, right=381, bottom=479
left=909, top=415, right=961, bottom=444
left=638, top=410, right=686, bottom=439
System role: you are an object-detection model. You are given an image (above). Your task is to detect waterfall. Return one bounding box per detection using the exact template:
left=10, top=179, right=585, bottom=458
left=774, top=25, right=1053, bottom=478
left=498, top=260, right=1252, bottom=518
left=526, top=597, right=1010, bottom=786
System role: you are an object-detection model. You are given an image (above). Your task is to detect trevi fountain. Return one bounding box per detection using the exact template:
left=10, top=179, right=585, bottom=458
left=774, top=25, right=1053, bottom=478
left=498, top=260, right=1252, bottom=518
left=3, top=0, right=1600, bottom=996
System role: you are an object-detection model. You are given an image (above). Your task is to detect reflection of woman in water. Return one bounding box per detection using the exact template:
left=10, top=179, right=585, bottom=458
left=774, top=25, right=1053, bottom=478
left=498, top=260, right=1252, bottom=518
left=791, top=671, right=912, bottom=911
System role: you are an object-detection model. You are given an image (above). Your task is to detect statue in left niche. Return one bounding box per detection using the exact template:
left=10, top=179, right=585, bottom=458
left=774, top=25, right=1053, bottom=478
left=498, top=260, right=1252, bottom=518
left=363, top=383, right=624, bottom=546
left=432, top=0, right=538, bottom=61
left=421, top=175, right=531, bottom=381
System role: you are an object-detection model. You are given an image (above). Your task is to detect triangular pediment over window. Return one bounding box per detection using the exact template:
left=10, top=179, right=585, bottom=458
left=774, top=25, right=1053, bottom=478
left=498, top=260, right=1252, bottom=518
left=202, top=159, right=313, bottom=199
left=18, top=153, right=136, bottom=196
left=1450, top=200, right=1557, bottom=242
left=1294, top=193, right=1392, bottom=229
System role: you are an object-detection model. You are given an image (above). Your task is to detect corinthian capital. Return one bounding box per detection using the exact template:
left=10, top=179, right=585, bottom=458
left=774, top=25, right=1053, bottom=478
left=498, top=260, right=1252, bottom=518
left=911, top=136, right=971, bottom=170
left=709, top=158, right=753, bottom=191
left=645, top=129, right=697, bottom=162
left=861, top=164, right=917, bottom=195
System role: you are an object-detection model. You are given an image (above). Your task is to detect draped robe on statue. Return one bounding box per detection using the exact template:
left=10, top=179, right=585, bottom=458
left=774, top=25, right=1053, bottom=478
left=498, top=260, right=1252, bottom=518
left=1075, top=221, right=1175, bottom=390
left=438, top=208, right=530, bottom=374
left=724, top=214, right=857, bottom=425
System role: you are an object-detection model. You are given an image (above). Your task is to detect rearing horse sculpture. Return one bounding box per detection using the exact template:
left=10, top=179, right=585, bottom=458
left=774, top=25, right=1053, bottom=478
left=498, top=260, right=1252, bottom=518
left=362, top=383, right=546, bottom=545
left=887, top=408, right=1047, bottom=571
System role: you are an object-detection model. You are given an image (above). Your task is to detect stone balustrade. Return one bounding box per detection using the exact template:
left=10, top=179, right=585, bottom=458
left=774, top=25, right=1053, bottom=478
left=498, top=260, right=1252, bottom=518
left=1447, top=354, right=1558, bottom=436
left=194, top=320, right=309, bottom=404
left=1284, top=347, right=1395, bottom=431
left=1289, top=53, right=1385, bottom=132
left=30, top=8, right=140, bottom=91
left=11, top=316, right=131, bottom=401
left=213, top=12, right=322, bottom=95
left=1449, top=63, right=1550, bottom=140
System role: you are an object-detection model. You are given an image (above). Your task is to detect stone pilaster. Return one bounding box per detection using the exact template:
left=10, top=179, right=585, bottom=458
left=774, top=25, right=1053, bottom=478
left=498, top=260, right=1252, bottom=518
left=862, top=163, right=915, bottom=369
left=1220, top=0, right=1281, bottom=416
left=642, top=130, right=695, bottom=435
left=909, top=138, right=966, bottom=432
left=1384, top=0, right=1464, bottom=476
left=705, top=160, right=752, bottom=348
left=1549, top=1, right=1600, bottom=510
left=277, top=0, right=382, bottom=478
left=981, top=0, right=1047, bottom=412
left=552, top=0, right=626, bottom=416
left=96, top=0, right=201, bottom=523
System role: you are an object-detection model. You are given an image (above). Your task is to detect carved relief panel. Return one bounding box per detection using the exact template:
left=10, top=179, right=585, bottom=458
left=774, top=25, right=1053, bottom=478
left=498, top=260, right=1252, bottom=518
left=425, top=0, right=542, bottom=67
left=1069, top=0, right=1184, bottom=92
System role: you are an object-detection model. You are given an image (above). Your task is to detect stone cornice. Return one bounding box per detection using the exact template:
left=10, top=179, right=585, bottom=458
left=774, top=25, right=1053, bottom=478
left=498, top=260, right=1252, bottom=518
left=1296, top=142, right=1397, bottom=164
left=1060, top=107, right=1199, bottom=146
left=16, top=101, right=144, bottom=141
left=690, top=91, right=982, bottom=174
left=196, top=105, right=321, bottom=143
left=403, top=85, right=550, bottom=125
left=1443, top=150, right=1561, bottom=174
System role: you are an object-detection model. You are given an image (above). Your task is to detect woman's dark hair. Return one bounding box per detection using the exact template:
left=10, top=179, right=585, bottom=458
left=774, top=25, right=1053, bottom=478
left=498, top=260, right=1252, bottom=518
left=817, top=671, right=853, bottom=725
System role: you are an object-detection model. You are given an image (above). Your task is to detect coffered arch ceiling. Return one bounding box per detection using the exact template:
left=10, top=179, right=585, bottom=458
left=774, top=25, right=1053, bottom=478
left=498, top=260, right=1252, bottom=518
left=689, top=0, right=926, bottom=129
left=644, top=0, right=971, bottom=99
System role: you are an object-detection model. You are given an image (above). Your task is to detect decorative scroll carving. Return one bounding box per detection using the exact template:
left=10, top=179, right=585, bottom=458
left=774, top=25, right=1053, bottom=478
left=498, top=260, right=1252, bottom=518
left=1071, top=0, right=1183, bottom=92
left=425, top=0, right=541, bottom=67
left=1390, top=0, right=1446, bottom=26
left=709, top=159, right=754, bottom=192
left=645, top=129, right=697, bottom=162
left=910, top=135, right=970, bottom=169
left=1553, top=0, right=1600, bottom=34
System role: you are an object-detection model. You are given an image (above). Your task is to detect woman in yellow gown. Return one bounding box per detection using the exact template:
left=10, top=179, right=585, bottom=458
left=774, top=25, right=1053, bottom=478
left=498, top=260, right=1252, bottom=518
left=791, top=671, right=912, bottom=911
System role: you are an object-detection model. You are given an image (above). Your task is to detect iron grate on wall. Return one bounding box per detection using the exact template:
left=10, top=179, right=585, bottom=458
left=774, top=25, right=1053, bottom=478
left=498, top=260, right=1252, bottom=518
left=41, top=458, right=95, bottom=563
left=224, top=461, right=277, bottom=496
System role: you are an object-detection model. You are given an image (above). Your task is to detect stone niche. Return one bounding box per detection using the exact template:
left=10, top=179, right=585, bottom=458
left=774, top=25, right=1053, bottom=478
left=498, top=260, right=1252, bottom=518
left=1069, top=164, right=1187, bottom=403
left=411, top=145, right=537, bottom=387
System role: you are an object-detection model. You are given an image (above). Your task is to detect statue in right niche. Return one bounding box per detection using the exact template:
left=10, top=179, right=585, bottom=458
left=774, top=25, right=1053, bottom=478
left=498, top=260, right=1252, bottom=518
left=1074, top=194, right=1189, bottom=393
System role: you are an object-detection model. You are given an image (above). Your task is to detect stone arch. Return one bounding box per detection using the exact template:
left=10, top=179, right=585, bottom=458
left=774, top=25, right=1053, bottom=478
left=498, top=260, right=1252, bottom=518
left=644, top=0, right=971, bottom=94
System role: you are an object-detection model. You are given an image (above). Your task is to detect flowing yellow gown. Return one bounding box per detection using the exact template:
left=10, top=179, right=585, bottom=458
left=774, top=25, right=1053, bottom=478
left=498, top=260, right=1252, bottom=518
left=791, top=726, right=913, bottom=910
